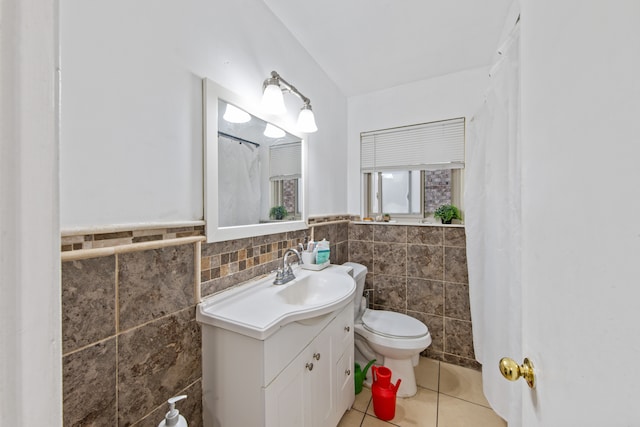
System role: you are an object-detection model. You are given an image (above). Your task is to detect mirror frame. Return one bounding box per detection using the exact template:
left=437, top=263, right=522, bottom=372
left=203, top=78, right=308, bottom=243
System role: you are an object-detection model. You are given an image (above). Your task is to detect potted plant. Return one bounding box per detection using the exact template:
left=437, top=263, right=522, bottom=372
left=433, top=204, right=462, bottom=224
left=269, top=205, right=288, bottom=220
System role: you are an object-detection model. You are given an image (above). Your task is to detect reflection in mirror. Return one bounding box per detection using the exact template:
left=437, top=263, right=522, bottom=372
left=203, top=78, right=307, bottom=243
left=217, top=99, right=302, bottom=227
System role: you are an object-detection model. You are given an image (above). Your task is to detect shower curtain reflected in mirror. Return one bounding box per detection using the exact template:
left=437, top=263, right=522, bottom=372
left=218, top=135, right=261, bottom=227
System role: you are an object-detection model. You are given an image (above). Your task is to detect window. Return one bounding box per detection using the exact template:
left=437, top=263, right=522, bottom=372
left=271, top=178, right=300, bottom=217
left=270, top=142, right=302, bottom=218
left=361, top=118, right=464, bottom=219
left=367, top=170, right=422, bottom=215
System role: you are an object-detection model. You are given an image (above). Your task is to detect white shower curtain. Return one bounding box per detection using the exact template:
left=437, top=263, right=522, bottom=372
left=465, top=22, right=522, bottom=424
left=218, top=136, right=261, bottom=227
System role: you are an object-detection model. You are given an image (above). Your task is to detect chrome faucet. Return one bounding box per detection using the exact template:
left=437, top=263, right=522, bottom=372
left=273, top=248, right=304, bottom=285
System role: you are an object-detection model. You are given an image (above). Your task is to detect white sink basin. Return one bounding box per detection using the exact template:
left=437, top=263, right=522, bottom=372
left=276, top=273, right=340, bottom=306
left=197, top=265, right=355, bottom=340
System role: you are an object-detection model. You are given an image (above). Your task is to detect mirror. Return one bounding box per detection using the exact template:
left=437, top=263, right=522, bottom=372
left=203, top=78, right=308, bottom=242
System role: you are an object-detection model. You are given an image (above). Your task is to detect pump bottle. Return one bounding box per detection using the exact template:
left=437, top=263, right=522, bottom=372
left=158, top=395, right=188, bottom=427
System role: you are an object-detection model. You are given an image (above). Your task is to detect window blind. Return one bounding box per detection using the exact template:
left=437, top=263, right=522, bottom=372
left=269, top=142, right=301, bottom=180
left=361, top=117, right=465, bottom=172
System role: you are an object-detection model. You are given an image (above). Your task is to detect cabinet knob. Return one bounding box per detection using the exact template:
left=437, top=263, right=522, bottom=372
left=344, top=326, right=350, bottom=332
left=313, top=352, right=321, bottom=361
left=306, top=362, right=314, bottom=371
left=345, top=369, right=351, bottom=376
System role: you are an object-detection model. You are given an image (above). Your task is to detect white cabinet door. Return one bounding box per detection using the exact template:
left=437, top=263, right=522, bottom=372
left=265, top=346, right=310, bottom=427
left=331, top=304, right=355, bottom=425
left=264, top=302, right=355, bottom=427
left=305, top=320, right=334, bottom=426
left=335, top=350, right=354, bottom=422
left=266, top=314, right=337, bottom=427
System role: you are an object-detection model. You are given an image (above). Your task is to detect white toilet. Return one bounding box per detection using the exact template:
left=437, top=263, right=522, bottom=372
left=343, top=262, right=432, bottom=398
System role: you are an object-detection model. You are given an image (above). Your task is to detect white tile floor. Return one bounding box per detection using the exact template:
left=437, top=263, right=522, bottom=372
left=338, top=358, right=506, bottom=427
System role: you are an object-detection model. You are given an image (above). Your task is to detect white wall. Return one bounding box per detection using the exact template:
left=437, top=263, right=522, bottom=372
left=60, top=0, right=348, bottom=229
left=346, top=67, right=490, bottom=214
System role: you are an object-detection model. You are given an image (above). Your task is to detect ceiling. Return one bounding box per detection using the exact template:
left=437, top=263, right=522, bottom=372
left=263, top=0, right=513, bottom=97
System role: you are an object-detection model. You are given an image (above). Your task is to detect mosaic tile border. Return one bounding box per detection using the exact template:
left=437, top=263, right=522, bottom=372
left=61, top=225, right=206, bottom=252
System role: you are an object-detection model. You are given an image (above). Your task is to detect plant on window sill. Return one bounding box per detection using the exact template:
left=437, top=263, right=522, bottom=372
left=433, top=204, right=462, bottom=224
left=269, top=205, right=288, bottom=220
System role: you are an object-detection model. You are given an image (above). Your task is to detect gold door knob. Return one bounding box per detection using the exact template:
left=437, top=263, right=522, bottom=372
left=499, top=357, right=536, bottom=389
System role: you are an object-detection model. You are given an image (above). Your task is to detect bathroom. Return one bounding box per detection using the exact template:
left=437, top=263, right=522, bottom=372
left=3, top=1, right=640, bottom=426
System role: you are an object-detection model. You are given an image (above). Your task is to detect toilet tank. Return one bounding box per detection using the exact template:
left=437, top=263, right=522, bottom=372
left=342, top=262, right=368, bottom=319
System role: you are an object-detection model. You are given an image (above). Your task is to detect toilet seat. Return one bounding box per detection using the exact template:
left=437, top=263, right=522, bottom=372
left=361, top=310, right=428, bottom=339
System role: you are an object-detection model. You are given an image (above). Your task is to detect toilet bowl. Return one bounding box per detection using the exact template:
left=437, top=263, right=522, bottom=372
left=343, top=262, right=432, bottom=398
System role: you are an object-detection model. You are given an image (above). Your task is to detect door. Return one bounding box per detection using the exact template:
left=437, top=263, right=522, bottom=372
left=517, top=1, right=640, bottom=425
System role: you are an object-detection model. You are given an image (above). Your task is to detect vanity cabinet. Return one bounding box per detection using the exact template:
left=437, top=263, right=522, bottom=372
left=201, top=301, right=355, bottom=427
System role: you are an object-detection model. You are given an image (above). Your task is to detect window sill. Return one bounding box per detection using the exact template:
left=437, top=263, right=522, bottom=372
left=352, top=220, right=464, bottom=228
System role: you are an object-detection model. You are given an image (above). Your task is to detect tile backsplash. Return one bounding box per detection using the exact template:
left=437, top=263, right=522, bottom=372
left=200, top=230, right=306, bottom=298
left=200, top=221, right=350, bottom=298
left=60, top=218, right=474, bottom=424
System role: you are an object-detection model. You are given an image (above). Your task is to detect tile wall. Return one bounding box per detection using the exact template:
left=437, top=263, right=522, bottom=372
left=348, top=223, right=477, bottom=369
left=60, top=219, right=473, bottom=425
left=61, top=243, right=202, bottom=426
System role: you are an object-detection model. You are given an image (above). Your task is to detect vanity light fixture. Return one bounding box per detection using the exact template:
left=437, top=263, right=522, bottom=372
left=223, top=103, right=251, bottom=123
left=264, top=123, right=286, bottom=138
left=261, top=70, right=318, bottom=133
left=261, top=77, right=286, bottom=115
left=297, top=104, right=318, bottom=133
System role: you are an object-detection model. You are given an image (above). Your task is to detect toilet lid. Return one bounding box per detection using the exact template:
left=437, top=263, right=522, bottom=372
left=361, top=310, right=428, bottom=339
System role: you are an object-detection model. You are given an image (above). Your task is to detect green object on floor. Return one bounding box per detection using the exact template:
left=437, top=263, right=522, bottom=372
left=354, top=359, right=376, bottom=394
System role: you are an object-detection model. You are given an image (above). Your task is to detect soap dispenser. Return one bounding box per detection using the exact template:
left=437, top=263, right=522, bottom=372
left=158, top=395, right=188, bottom=427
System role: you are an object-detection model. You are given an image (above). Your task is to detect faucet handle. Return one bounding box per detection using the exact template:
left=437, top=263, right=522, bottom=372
left=274, top=268, right=285, bottom=281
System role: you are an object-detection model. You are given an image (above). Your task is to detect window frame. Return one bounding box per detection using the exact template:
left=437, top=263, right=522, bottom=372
left=360, top=118, right=465, bottom=221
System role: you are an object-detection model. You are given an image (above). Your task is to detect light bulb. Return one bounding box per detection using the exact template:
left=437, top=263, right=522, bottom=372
left=262, top=83, right=286, bottom=115
left=264, top=123, right=286, bottom=138
left=223, top=103, right=251, bottom=123
left=297, top=105, right=318, bottom=133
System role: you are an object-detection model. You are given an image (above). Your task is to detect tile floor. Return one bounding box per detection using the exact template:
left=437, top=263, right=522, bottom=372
left=338, top=358, right=506, bottom=427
